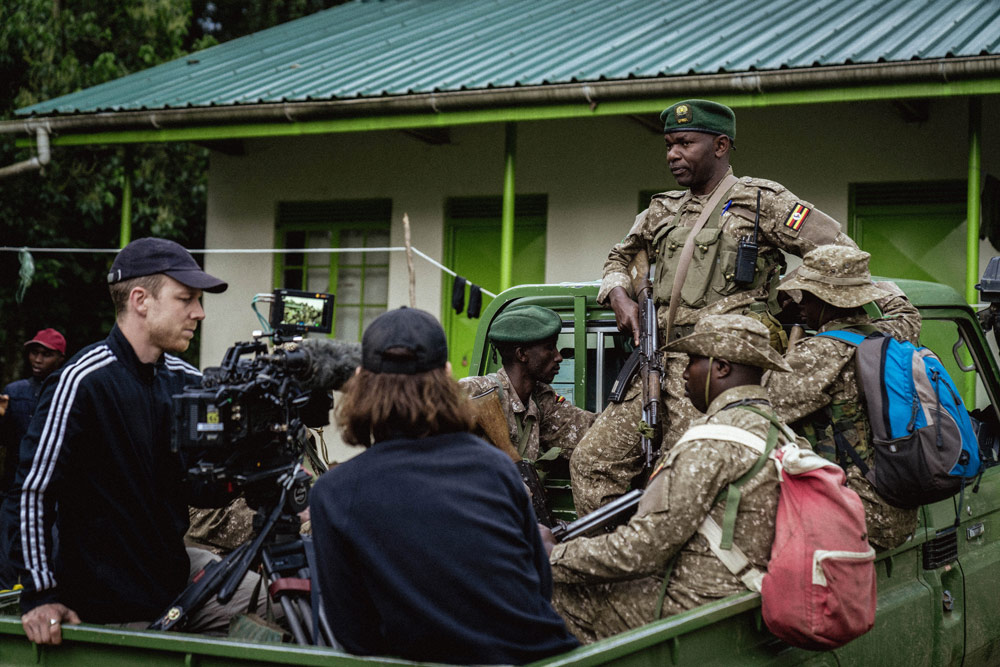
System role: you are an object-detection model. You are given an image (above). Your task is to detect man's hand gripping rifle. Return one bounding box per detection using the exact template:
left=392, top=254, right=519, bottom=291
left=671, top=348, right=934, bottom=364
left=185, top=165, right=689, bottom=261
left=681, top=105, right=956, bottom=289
left=607, top=249, right=663, bottom=477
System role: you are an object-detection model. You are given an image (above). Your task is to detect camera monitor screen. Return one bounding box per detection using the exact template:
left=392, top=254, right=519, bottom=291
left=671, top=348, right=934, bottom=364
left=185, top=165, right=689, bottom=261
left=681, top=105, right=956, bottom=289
left=270, top=289, right=334, bottom=334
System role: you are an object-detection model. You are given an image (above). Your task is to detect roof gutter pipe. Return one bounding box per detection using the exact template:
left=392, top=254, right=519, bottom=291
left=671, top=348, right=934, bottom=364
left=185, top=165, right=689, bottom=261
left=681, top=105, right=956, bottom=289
left=0, top=126, right=50, bottom=178
left=0, top=57, right=997, bottom=137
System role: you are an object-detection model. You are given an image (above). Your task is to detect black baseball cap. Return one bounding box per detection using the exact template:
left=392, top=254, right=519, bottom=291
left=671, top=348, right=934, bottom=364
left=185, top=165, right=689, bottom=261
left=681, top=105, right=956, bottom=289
left=107, top=237, right=228, bottom=293
left=362, top=307, right=448, bottom=375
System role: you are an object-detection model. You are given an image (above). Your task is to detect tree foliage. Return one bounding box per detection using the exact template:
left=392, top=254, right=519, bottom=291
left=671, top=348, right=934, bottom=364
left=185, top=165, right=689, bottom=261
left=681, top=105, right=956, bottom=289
left=0, top=0, right=343, bottom=384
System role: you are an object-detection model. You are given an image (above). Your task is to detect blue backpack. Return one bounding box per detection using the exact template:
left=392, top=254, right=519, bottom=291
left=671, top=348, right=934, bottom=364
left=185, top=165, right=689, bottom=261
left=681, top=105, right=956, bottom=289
left=817, top=330, right=981, bottom=509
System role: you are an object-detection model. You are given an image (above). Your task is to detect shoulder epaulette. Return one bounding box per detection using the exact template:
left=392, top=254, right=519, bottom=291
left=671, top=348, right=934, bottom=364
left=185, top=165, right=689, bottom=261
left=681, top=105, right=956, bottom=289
left=734, top=176, right=786, bottom=194
left=650, top=189, right=687, bottom=201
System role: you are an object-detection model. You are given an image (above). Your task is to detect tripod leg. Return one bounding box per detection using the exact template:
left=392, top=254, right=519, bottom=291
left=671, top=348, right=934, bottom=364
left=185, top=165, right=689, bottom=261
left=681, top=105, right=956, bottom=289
left=316, top=604, right=342, bottom=650
left=276, top=594, right=312, bottom=645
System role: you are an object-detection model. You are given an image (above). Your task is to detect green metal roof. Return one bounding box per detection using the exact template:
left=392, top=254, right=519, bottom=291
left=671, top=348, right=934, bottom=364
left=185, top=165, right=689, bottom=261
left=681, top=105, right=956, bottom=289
left=16, top=0, right=1000, bottom=117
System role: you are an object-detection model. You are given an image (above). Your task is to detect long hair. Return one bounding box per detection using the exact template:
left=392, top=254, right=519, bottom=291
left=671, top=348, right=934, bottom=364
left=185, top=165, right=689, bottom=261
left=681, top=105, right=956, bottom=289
left=337, top=366, right=474, bottom=446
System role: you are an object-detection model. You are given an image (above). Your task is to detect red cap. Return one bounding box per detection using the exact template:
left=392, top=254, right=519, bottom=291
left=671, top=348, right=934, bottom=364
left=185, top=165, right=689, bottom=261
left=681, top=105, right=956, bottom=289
left=24, top=328, right=66, bottom=356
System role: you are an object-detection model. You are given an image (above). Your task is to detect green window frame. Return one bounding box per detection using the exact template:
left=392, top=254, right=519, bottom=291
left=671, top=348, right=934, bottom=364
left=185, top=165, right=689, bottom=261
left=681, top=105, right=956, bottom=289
left=274, top=199, right=392, bottom=341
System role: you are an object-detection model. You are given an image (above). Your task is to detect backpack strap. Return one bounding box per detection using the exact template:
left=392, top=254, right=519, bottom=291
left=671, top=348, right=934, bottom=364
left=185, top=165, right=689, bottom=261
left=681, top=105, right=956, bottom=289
left=676, top=419, right=776, bottom=550
left=664, top=173, right=739, bottom=341
left=697, top=515, right=765, bottom=592
left=673, top=413, right=785, bottom=596
left=812, top=330, right=878, bottom=476
left=817, top=326, right=879, bottom=344
left=675, top=424, right=770, bottom=453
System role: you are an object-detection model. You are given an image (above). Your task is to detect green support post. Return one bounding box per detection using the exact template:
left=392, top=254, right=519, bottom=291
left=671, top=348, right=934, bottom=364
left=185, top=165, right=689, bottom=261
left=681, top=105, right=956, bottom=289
left=967, top=97, right=982, bottom=305
left=120, top=152, right=132, bottom=248
left=573, top=295, right=588, bottom=408
left=965, top=97, right=982, bottom=403
left=499, top=123, right=516, bottom=291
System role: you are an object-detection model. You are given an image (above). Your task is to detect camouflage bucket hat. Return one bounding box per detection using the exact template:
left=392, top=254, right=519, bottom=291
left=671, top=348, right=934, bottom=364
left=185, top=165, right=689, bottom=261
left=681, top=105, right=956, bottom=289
left=666, top=314, right=791, bottom=372
left=779, top=245, right=891, bottom=308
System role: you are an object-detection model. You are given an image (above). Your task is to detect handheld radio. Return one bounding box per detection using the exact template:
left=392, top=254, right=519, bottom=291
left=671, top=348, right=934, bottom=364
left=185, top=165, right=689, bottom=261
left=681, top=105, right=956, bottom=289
left=734, top=189, right=761, bottom=284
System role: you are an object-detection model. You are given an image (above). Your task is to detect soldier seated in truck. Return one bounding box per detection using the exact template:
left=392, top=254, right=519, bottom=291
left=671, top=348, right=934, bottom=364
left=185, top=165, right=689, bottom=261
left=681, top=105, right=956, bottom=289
left=766, top=245, right=923, bottom=549
left=461, top=305, right=595, bottom=463
left=541, top=314, right=789, bottom=643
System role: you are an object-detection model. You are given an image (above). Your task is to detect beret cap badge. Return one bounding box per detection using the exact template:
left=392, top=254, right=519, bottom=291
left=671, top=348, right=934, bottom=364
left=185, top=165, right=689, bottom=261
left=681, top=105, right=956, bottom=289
left=675, top=104, right=692, bottom=124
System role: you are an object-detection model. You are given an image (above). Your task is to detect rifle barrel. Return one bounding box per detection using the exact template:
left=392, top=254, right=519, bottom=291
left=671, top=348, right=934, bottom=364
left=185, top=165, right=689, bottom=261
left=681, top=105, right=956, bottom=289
left=552, top=489, right=643, bottom=542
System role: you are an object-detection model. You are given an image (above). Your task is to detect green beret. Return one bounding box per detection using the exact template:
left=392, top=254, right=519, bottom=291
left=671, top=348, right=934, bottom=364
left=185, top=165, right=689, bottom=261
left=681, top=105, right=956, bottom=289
left=489, top=305, right=562, bottom=344
left=661, top=99, right=735, bottom=141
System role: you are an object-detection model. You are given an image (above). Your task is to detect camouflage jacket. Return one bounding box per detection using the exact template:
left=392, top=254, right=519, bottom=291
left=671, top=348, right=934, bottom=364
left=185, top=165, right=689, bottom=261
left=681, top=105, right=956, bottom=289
left=599, top=168, right=855, bottom=328
left=766, top=285, right=922, bottom=435
left=550, top=385, right=780, bottom=603
left=460, top=367, right=596, bottom=462
left=765, top=286, right=922, bottom=547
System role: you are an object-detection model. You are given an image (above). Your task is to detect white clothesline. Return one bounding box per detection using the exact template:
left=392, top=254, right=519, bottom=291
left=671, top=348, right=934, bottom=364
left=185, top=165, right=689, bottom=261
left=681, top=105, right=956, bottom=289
left=0, top=245, right=497, bottom=299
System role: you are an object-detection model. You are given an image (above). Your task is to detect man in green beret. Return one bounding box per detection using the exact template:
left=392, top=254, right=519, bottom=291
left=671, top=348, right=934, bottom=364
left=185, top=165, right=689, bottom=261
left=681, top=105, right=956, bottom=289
left=461, top=305, right=596, bottom=476
left=765, top=245, right=922, bottom=549
left=571, top=98, right=858, bottom=516
left=543, top=314, right=792, bottom=642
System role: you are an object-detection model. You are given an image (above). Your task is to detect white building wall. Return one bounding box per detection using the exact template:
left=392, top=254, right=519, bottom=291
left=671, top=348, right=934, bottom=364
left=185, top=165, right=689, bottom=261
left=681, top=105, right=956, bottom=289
left=202, top=97, right=1000, bottom=365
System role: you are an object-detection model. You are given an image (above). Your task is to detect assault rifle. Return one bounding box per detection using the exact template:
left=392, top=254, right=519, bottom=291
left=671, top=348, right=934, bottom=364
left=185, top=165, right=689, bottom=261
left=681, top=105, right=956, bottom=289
left=551, top=488, right=643, bottom=542
left=468, top=386, right=559, bottom=527
left=632, top=249, right=663, bottom=474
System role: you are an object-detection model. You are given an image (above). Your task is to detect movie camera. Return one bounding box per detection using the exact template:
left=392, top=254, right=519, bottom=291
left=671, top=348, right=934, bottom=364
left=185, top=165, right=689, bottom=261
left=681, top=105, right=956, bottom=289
left=156, top=289, right=355, bottom=644
left=171, top=289, right=345, bottom=509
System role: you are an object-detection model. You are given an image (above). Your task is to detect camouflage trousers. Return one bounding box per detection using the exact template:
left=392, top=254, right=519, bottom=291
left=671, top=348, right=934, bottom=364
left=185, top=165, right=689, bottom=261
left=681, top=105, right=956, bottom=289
left=112, top=547, right=270, bottom=633
left=847, top=466, right=919, bottom=550
left=552, top=573, right=716, bottom=644
left=569, top=353, right=700, bottom=516
left=552, top=576, right=667, bottom=643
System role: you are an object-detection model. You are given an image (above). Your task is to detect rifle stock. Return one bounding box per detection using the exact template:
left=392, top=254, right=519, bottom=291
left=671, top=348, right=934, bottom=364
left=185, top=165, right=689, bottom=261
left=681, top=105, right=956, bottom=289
left=469, top=387, right=558, bottom=527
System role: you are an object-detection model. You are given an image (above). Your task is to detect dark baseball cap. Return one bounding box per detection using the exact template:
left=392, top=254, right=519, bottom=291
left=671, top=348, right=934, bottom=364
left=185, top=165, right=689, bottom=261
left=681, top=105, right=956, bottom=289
left=362, top=307, right=448, bottom=375
left=107, top=237, right=227, bottom=293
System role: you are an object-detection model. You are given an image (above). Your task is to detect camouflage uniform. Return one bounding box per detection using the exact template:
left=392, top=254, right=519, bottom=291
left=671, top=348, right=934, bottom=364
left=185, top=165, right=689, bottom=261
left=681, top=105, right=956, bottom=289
left=460, top=368, right=596, bottom=462
left=766, top=249, right=923, bottom=550
left=571, top=167, right=855, bottom=516
left=186, top=499, right=256, bottom=555
left=551, top=385, right=782, bottom=643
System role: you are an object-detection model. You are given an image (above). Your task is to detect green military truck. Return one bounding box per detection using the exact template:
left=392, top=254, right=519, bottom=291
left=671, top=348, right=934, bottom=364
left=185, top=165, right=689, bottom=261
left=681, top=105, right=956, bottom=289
left=2, top=274, right=1000, bottom=666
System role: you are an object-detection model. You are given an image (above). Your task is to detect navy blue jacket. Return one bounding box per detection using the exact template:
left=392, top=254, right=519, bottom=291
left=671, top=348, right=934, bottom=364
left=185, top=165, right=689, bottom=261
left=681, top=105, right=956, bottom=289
left=0, top=376, right=43, bottom=495
left=310, top=431, right=579, bottom=665
left=1, top=325, right=200, bottom=622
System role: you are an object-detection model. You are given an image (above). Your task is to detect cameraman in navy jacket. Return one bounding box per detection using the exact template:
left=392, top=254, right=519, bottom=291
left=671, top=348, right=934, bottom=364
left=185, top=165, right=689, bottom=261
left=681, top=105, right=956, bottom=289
left=2, top=238, right=259, bottom=643
left=311, top=308, right=578, bottom=664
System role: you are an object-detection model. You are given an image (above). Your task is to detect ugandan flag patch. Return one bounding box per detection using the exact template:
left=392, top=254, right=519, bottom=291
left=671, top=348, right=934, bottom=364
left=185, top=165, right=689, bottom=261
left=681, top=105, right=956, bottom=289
left=555, top=395, right=566, bottom=404
left=784, top=203, right=811, bottom=232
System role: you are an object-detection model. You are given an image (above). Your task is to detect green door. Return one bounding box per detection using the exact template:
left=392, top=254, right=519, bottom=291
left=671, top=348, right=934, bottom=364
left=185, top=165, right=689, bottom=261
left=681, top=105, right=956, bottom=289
left=443, top=196, right=547, bottom=378
left=850, top=181, right=973, bottom=400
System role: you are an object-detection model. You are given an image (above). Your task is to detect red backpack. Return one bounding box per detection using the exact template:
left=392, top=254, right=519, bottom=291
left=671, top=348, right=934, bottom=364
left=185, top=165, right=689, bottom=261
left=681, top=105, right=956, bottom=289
left=761, top=440, right=876, bottom=649
left=681, top=407, right=876, bottom=650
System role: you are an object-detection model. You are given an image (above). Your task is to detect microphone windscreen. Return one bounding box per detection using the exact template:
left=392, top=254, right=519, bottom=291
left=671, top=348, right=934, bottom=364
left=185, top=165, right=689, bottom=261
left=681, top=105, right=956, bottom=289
left=298, top=338, right=362, bottom=391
